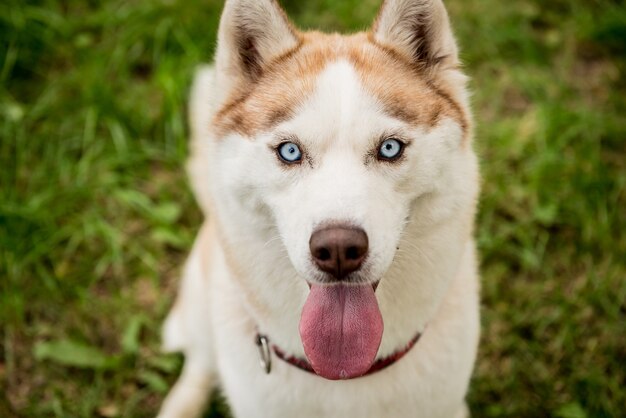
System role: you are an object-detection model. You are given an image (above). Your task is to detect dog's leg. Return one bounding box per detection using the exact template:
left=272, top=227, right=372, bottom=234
left=453, top=402, right=470, bottom=418
left=159, top=224, right=218, bottom=418
left=157, top=358, right=214, bottom=418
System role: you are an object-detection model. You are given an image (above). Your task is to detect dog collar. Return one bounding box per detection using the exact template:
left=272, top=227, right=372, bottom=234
left=255, top=331, right=422, bottom=379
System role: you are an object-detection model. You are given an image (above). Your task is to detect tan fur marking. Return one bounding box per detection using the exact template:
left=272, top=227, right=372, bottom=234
left=213, top=32, right=469, bottom=139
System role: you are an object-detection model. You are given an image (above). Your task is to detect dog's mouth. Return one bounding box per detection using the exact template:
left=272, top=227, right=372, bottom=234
left=306, top=280, right=379, bottom=291
left=299, top=282, right=383, bottom=380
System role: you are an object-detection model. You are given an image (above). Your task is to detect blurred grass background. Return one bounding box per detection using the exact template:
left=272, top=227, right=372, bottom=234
left=1, top=0, right=625, bottom=417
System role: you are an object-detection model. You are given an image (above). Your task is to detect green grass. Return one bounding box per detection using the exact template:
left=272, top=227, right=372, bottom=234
left=1, top=0, right=625, bottom=417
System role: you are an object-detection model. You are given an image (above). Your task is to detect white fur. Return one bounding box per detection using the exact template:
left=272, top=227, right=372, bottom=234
left=158, top=1, right=480, bottom=417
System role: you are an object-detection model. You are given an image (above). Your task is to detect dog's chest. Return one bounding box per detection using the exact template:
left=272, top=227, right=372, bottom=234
left=210, top=278, right=472, bottom=418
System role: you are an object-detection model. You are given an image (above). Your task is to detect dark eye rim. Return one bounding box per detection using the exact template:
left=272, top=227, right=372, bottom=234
left=276, top=141, right=304, bottom=165
left=376, top=137, right=406, bottom=162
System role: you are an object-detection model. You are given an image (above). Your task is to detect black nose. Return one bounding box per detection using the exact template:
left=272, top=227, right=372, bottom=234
left=309, top=226, right=368, bottom=280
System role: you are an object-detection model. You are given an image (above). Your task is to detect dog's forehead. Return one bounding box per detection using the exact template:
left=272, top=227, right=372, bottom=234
left=213, top=32, right=467, bottom=139
left=284, top=59, right=396, bottom=151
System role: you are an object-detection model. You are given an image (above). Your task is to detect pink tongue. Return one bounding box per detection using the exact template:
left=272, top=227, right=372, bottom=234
left=299, top=284, right=383, bottom=380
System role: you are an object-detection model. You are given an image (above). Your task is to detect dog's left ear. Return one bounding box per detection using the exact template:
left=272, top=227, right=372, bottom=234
left=214, top=0, right=299, bottom=104
left=372, top=0, right=459, bottom=71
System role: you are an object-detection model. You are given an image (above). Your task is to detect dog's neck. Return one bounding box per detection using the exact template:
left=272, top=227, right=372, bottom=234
left=254, top=330, right=423, bottom=379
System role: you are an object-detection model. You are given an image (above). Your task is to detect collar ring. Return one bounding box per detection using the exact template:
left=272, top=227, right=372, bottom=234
left=256, top=334, right=272, bottom=374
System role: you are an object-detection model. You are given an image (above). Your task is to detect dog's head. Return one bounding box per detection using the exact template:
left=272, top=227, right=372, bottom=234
left=193, top=0, right=479, bottom=379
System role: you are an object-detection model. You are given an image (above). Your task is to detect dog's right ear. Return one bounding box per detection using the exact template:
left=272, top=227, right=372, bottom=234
left=372, top=0, right=459, bottom=72
left=214, top=0, right=299, bottom=103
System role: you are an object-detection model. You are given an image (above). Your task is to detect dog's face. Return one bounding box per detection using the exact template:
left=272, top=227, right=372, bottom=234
left=257, top=56, right=427, bottom=286
left=210, top=0, right=472, bottom=282
left=196, top=0, right=478, bottom=379
left=217, top=50, right=468, bottom=286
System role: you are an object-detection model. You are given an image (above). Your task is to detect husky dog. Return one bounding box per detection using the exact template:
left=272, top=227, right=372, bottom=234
left=158, top=0, right=480, bottom=417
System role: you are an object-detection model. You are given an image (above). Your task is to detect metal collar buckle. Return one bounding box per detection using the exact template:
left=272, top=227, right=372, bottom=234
left=255, top=334, right=272, bottom=374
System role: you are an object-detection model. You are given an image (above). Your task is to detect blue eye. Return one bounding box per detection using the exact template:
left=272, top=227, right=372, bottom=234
left=277, top=142, right=302, bottom=163
left=378, top=138, right=404, bottom=160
